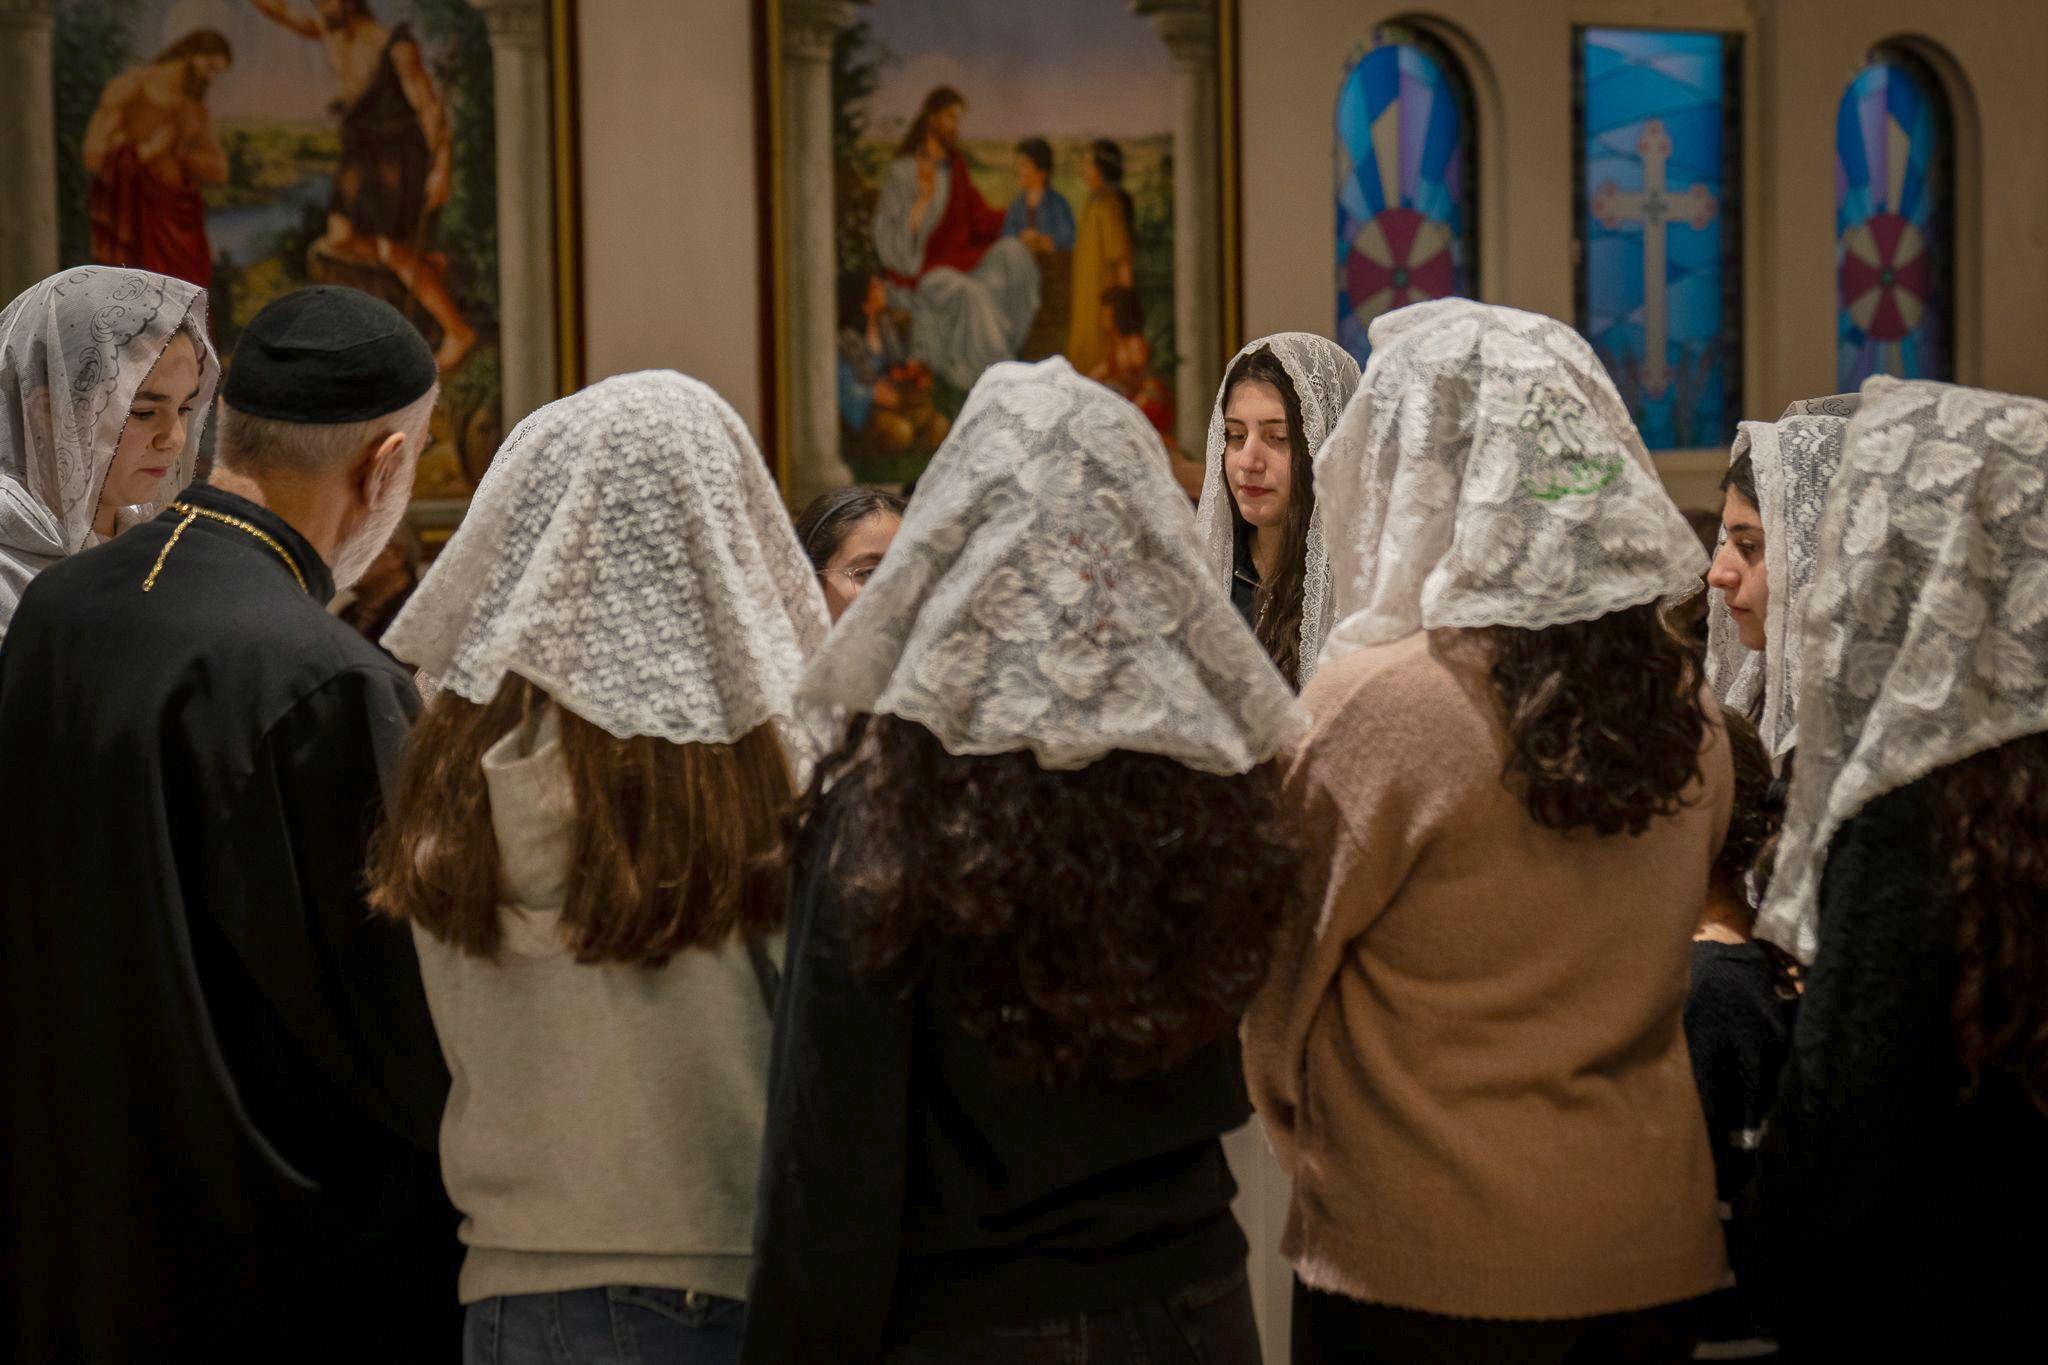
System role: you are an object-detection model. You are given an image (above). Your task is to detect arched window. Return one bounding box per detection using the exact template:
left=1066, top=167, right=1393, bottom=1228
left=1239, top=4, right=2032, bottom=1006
left=1335, top=24, right=1478, bottom=366
left=1837, top=46, right=1955, bottom=388
left=1573, top=26, right=1742, bottom=452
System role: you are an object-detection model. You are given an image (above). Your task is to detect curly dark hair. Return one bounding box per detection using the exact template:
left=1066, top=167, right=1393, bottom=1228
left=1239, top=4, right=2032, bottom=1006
left=1224, top=346, right=1314, bottom=687
left=797, top=715, right=1298, bottom=1087
left=1925, top=732, right=2048, bottom=1118
left=1479, top=601, right=1710, bottom=838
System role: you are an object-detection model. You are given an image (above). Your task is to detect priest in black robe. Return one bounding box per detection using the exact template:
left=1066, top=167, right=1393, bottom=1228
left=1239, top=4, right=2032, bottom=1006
left=0, top=287, right=457, bottom=1360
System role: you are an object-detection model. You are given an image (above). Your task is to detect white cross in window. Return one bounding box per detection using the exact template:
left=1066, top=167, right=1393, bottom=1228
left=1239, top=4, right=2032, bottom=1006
left=1592, top=119, right=1719, bottom=399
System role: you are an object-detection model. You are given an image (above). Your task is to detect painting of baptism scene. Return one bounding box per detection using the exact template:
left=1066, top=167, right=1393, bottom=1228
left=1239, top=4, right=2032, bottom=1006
left=822, top=0, right=1185, bottom=484
left=52, top=0, right=505, bottom=499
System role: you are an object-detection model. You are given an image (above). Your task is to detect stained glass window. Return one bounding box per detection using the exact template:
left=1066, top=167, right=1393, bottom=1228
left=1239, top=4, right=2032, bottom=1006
left=1574, top=27, right=1742, bottom=451
left=1335, top=26, right=1477, bottom=367
left=1837, top=49, right=1954, bottom=388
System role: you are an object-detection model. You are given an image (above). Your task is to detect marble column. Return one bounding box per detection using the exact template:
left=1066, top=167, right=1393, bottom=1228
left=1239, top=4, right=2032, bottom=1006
left=0, top=0, right=58, bottom=305
left=471, top=0, right=559, bottom=426
left=782, top=0, right=859, bottom=504
left=1135, top=0, right=1222, bottom=458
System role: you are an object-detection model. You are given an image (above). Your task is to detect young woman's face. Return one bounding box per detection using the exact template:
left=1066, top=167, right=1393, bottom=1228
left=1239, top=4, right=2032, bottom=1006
left=819, top=510, right=901, bottom=622
left=104, top=331, right=201, bottom=511
left=1707, top=486, right=1768, bottom=651
left=1081, top=156, right=1103, bottom=191
left=1222, top=378, right=1291, bottom=531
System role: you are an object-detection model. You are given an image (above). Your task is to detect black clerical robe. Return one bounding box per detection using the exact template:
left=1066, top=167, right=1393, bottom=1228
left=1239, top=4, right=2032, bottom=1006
left=0, top=483, right=458, bottom=1361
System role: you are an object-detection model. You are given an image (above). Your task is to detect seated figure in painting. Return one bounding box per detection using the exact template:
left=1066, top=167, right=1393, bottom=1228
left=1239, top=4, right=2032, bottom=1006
left=837, top=273, right=949, bottom=458
left=873, top=86, right=1039, bottom=393
left=1091, top=285, right=1174, bottom=447
left=1003, top=137, right=1074, bottom=361
left=253, top=0, right=477, bottom=371
left=83, top=30, right=233, bottom=291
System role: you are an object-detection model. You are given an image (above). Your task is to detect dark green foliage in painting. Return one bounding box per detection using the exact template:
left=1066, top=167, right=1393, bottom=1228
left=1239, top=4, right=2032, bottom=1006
left=51, top=0, right=144, bottom=264
left=832, top=18, right=888, bottom=281
left=1133, top=145, right=1177, bottom=377
left=408, top=0, right=500, bottom=315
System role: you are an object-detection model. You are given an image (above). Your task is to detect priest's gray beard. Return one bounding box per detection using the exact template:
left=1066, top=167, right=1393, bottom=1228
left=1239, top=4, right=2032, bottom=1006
left=330, top=422, right=428, bottom=589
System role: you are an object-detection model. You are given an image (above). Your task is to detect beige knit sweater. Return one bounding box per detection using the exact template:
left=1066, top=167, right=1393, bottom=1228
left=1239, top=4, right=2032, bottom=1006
left=1244, top=629, right=1730, bottom=1321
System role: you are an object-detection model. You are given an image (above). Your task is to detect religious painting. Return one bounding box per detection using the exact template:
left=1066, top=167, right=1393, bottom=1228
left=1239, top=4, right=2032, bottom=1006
left=1573, top=26, right=1741, bottom=452
left=51, top=0, right=580, bottom=503
left=1335, top=24, right=1477, bottom=369
left=763, top=0, right=1238, bottom=495
left=1837, top=47, right=1954, bottom=391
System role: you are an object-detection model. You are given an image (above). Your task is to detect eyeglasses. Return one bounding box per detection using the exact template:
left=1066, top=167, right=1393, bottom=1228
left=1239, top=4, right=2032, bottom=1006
left=818, top=564, right=878, bottom=586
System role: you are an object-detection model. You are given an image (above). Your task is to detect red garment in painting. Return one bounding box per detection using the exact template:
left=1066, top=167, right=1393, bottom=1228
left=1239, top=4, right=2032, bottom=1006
left=920, top=153, right=1006, bottom=275
left=89, top=145, right=213, bottom=290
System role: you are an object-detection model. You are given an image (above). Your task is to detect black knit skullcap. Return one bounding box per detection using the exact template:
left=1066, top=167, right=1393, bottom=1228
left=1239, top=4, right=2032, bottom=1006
left=222, top=286, right=437, bottom=424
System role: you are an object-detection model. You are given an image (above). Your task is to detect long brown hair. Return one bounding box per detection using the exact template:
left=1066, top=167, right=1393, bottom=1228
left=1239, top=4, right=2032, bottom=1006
left=798, top=715, right=1297, bottom=1087
left=1224, top=346, right=1314, bottom=687
left=369, top=676, right=792, bottom=966
left=1479, top=601, right=1710, bottom=838
left=1925, top=732, right=2048, bottom=1117
left=897, top=86, right=964, bottom=157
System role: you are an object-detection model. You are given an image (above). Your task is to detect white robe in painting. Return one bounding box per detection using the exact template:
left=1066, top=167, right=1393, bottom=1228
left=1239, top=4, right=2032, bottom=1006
left=873, top=155, right=1040, bottom=393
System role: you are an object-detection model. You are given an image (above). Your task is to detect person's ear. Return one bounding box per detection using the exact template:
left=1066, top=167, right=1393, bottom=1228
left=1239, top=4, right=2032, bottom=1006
left=353, top=430, right=410, bottom=510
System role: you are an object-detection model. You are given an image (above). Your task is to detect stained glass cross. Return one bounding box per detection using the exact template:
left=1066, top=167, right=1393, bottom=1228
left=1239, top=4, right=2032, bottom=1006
left=1592, top=119, right=1718, bottom=398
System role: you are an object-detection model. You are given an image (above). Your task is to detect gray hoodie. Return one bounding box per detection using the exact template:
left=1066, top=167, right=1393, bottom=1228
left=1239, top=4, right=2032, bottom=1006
left=411, top=708, right=781, bottom=1304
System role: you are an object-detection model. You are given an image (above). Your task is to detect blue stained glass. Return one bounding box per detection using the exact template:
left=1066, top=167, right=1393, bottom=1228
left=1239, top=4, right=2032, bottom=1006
left=1837, top=52, right=1953, bottom=388
left=1575, top=27, right=1740, bottom=451
left=1335, top=27, right=1477, bottom=367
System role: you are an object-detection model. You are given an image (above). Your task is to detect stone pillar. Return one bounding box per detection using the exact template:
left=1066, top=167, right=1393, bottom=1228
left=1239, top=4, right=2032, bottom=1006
left=0, top=0, right=58, bottom=305
left=1135, top=0, right=1221, bottom=457
left=782, top=0, right=859, bottom=504
left=471, top=0, right=558, bottom=425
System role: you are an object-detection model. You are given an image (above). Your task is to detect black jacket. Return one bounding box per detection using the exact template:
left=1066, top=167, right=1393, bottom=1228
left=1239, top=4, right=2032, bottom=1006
left=740, top=788, right=1249, bottom=1364
left=0, top=484, right=457, bottom=1361
left=1752, top=777, right=2048, bottom=1353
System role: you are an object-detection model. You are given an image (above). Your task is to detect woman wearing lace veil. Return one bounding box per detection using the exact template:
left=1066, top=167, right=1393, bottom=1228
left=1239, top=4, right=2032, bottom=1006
left=1194, top=333, right=1361, bottom=687
left=0, top=266, right=217, bottom=634
left=1246, top=300, right=1729, bottom=1362
left=1751, top=378, right=2048, bottom=1355
left=368, top=371, right=829, bottom=1365
left=1703, top=395, right=1858, bottom=762
left=742, top=358, right=1305, bottom=1365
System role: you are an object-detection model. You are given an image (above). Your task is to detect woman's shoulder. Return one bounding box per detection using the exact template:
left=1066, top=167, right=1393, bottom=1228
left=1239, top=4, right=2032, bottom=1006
left=1296, top=631, right=1496, bottom=783
left=1302, top=631, right=1473, bottom=724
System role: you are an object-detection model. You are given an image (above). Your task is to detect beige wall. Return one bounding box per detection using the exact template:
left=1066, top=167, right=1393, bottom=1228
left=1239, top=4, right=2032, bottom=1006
left=576, top=0, right=2048, bottom=504
left=577, top=0, right=764, bottom=433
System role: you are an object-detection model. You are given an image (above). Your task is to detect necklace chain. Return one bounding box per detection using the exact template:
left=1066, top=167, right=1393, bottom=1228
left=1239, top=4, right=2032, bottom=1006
left=141, top=501, right=310, bottom=595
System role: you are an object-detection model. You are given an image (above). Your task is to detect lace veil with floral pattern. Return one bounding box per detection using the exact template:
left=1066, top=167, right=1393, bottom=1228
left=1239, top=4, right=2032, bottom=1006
left=800, top=357, right=1305, bottom=774
left=1314, top=299, right=1704, bottom=661
left=384, top=371, right=829, bottom=751
left=1760, top=378, right=2048, bottom=962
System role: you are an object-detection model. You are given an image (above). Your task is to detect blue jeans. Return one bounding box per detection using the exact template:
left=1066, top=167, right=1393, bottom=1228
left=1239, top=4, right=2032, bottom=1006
left=464, top=1287, right=744, bottom=1365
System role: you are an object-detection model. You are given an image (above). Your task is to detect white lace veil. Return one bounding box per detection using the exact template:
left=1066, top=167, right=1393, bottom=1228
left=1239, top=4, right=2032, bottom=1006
left=383, top=371, right=829, bottom=750
left=1315, top=299, right=1704, bottom=660
left=1758, top=378, right=2048, bottom=963
left=1193, top=333, right=1361, bottom=685
left=1702, top=398, right=1858, bottom=761
left=1, top=267, right=217, bottom=627
left=800, top=357, right=1306, bottom=775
